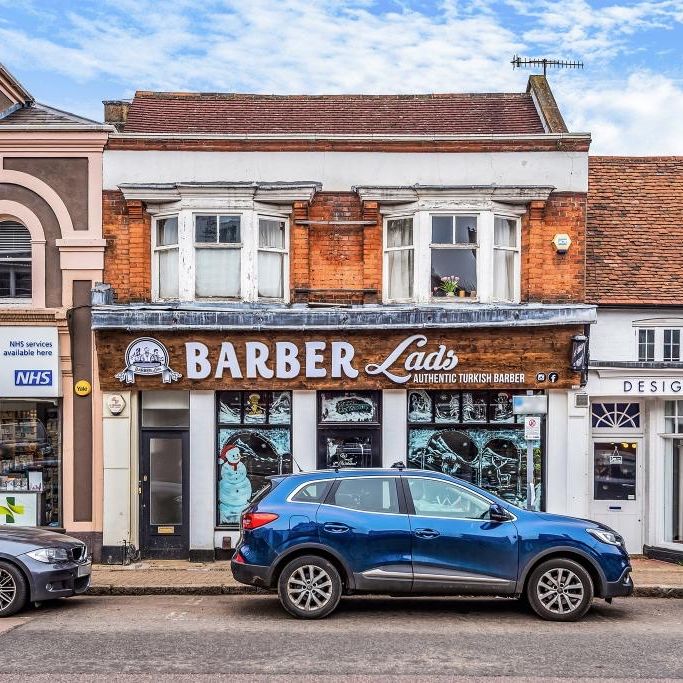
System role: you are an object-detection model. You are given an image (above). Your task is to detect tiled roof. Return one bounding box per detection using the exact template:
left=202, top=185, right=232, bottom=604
left=122, top=91, right=546, bottom=136
left=587, top=157, right=683, bottom=305
left=0, top=102, right=109, bottom=130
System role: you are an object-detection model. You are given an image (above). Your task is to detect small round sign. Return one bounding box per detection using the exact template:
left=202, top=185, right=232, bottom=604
left=74, top=379, right=92, bottom=397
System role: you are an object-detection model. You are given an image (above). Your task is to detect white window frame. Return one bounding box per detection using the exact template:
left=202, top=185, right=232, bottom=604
left=257, top=215, right=290, bottom=301
left=382, top=207, right=522, bottom=304
left=152, top=212, right=180, bottom=301
left=633, top=319, right=683, bottom=362
left=151, top=208, right=290, bottom=303
left=383, top=215, right=415, bottom=303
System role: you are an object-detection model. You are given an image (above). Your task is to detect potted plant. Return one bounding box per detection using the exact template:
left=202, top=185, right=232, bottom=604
left=439, top=275, right=460, bottom=298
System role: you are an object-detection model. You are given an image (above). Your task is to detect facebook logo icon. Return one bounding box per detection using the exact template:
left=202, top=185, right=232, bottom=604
left=14, top=370, right=53, bottom=386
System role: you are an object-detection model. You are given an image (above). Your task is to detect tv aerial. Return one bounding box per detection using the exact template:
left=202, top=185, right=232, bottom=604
left=511, top=55, right=584, bottom=77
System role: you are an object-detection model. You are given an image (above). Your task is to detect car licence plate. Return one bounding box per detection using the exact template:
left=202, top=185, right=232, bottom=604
left=77, top=562, right=91, bottom=577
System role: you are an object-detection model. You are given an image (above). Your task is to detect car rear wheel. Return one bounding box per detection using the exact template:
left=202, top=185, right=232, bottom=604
left=0, top=561, right=28, bottom=618
left=277, top=555, right=342, bottom=619
left=526, top=558, right=594, bottom=622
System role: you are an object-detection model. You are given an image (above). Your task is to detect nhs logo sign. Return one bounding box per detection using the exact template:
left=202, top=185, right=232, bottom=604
left=14, top=370, right=53, bottom=386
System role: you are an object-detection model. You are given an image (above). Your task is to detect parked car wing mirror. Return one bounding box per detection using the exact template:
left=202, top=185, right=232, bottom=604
left=489, top=504, right=510, bottom=523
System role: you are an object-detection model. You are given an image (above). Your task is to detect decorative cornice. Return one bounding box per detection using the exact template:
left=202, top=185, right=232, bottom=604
left=354, top=184, right=556, bottom=205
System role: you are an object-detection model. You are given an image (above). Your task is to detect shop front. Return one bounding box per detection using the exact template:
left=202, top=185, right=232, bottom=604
left=581, top=368, right=683, bottom=559
left=0, top=326, right=62, bottom=528
left=95, top=321, right=584, bottom=560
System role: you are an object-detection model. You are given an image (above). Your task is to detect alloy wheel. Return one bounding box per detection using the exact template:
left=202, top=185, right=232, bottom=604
left=286, top=564, right=333, bottom=612
left=536, top=567, right=585, bottom=615
left=0, top=568, right=17, bottom=612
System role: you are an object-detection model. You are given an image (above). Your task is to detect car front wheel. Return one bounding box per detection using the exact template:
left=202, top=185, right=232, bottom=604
left=0, top=561, right=28, bottom=618
left=277, top=555, right=342, bottom=619
left=526, top=558, right=594, bottom=622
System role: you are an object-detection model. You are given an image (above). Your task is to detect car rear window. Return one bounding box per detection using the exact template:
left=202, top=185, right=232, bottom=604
left=330, top=477, right=400, bottom=514
left=291, top=480, right=332, bottom=503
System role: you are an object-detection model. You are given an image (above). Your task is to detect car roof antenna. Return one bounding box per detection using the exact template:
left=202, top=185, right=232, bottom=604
left=391, top=461, right=405, bottom=471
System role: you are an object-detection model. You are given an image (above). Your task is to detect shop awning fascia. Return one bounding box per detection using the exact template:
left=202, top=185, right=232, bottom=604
left=91, top=303, right=596, bottom=332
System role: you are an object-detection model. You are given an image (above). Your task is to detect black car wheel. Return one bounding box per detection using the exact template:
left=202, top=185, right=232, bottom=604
left=277, top=555, right=342, bottom=619
left=526, top=558, right=594, bottom=622
left=0, top=561, right=28, bottom=617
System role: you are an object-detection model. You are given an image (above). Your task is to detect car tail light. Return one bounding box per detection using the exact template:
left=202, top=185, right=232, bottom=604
left=233, top=551, right=246, bottom=564
left=241, top=512, right=279, bottom=530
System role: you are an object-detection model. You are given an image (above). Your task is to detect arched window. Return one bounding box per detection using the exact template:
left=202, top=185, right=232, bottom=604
left=0, top=220, right=32, bottom=299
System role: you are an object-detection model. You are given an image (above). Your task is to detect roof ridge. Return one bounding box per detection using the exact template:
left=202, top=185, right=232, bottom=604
left=133, top=90, right=531, bottom=100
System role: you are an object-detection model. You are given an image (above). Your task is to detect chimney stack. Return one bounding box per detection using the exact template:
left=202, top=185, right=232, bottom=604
left=103, top=99, right=131, bottom=131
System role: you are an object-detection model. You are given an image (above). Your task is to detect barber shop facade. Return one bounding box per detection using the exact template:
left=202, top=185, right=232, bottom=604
left=94, top=79, right=594, bottom=560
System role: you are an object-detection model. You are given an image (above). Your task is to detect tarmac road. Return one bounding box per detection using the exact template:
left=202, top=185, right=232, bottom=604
left=0, top=594, right=681, bottom=681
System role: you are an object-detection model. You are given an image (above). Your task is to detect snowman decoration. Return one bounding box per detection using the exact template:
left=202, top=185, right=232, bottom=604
left=218, top=442, right=252, bottom=525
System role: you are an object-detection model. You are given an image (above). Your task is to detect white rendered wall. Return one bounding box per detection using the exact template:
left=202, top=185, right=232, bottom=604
left=292, top=390, right=317, bottom=472
left=102, top=391, right=133, bottom=551
left=382, top=390, right=407, bottom=467
left=545, top=390, right=569, bottom=514
left=189, top=391, right=216, bottom=551
left=104, top=150, right=588, bottom=193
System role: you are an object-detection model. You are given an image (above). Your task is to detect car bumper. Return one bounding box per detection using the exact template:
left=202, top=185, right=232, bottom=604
left=603, top=565, right=633, bottom=598
left=231, top=560, right=271, bottom=588
left=19, top=556, right=92, bottom=602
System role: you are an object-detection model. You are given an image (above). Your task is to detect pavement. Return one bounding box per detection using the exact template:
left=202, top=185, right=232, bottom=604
left=1, top=594, right=682, bottom=679
left=88, top=556, right=683, bottom=597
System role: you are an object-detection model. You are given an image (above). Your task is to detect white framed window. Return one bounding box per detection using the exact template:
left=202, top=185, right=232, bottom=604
left=152, top=210, right=289, bottom=303
left=257, top=217, right=288, bottom=299
left=384, top=217, right=414, bottom=301
left=153, top=215, right=179, bottom=300
left=665, top=400, right=683, bottom=434
left=632, top=322, right=683, bottom=362
left=0, top=220, right=32, bottom=301
left=664, top=329, right=681, bottom=362
left=637, top=328, right=655, bottom=362
left=194, top=214, right=241, bottom=298
left=382, top=209, right=521, bottom=304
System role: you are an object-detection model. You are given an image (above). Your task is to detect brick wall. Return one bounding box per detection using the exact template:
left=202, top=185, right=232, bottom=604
left=522, top=192, right=586, bottom=303
left=103, top=190, right=151, bottom=301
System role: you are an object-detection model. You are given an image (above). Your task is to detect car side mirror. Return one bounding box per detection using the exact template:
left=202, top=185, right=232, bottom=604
left=489, top=504, right=510, bottom=523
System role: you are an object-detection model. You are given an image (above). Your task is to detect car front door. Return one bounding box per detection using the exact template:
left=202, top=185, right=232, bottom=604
left=403, top=475, right=518, bottom=594
left=316, top=475, right=413, bottom=592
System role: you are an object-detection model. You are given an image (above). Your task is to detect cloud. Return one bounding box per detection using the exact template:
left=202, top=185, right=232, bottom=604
left=0, top=0, right=682, bottom=153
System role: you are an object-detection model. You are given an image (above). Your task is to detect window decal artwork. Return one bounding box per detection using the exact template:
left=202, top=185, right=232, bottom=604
left=319, top=391, right=379, bottom=423
left=216, top=391, right=292, bottom=526
left=408, top=427, right=541, bottom=509
left=591, top=402, right=641, bottom=429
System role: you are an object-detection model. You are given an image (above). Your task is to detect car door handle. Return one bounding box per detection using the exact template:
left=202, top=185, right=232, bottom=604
left=414, top=528, right=440, bottom=539
left=323, top=523, right=350, bottom=534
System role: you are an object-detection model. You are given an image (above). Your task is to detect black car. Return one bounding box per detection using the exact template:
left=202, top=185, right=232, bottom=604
left=0, top=526, right=91, bottom=616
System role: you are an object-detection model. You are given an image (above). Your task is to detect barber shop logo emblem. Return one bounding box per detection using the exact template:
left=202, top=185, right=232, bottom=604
left=116, top=337, right=181, bottom=384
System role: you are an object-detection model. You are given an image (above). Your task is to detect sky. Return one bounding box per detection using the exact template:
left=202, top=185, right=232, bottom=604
left=1, top=0, right=683, bottom=154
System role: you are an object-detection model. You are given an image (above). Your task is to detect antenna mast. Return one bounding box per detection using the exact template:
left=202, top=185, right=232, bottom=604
left=511, top=55, right=584, bottom=77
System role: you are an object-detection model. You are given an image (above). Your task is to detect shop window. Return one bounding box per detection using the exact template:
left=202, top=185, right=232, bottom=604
left=593, top=442, right=637, bottom=501
left=317, top=391, right=381, bottom=469
left=664, top=329, right=681, bottom=362
left=0, top=220, right=32, bottom=300
left=0, top=400, right=61, bottom=526
left=407, top=389, right=542, bottom=508
left=637, top=328, right=655, bottom=361
left=665, top=400, right=683, bottom=434
left=384, top=217, right=414, bottom=301
left=195, top=214, right=241, bottom=298
left=664, top=439, right=682, bottom=543
left=591, top=402, right=640, bottom=429
left=330, top=477, right=399, bottom=513
left=142, top=391, right=190, bottom=428
left=216, top=391, right=292, bottom=526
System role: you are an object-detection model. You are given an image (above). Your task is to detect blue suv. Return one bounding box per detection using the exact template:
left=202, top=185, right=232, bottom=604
left=231, top=468, right=633, bottom=621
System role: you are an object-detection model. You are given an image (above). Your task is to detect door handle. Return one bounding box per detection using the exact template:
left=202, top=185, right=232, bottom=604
left=323, top=522, right=350, bottom=534
left=414, top=528, right=440, bottom=539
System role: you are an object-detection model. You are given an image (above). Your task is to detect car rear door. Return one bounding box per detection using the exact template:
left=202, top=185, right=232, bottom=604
left=403, top=475, right=518, bottom=594
left=316, top=475, right=413, bottom=592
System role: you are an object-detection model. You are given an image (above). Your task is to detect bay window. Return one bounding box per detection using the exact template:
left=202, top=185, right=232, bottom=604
left=152, top=211, right=289, bottom=302
left=382, top=209, right=521, bottom=304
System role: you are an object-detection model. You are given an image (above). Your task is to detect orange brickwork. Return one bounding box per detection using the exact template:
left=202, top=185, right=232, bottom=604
left=522, top=193, right=586, bottom=303
left=103, top=190, right=152, bottom=302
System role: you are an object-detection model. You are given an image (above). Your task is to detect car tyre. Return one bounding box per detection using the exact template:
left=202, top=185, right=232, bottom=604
left=526, top=558, right=594, bottom=622
left=277, top=555, right=342, bottom=619
left=0, top=561, right=28, bottom=618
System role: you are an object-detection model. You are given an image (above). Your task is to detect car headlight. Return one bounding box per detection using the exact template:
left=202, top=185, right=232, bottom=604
left=587, top=528, right=622, bottom=546
left=26, top=548, right=70, bottom=563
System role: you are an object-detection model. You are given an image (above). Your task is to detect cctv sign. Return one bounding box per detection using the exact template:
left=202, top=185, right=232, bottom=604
left=0, top=327, right=59, bottom=397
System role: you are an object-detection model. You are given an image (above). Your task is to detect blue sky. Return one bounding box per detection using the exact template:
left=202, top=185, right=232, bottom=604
left=1, top=0, right=683, bottom=153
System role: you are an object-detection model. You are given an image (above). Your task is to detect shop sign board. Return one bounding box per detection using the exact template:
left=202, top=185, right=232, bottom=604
left=595, top=377, right=683, bottom=396
left=0, top=327, right=59, bottom=397
left=0, top=492, right=39, bottom=526
left=97, top=327, right=580, bottom=391
left=513, top=395, right=548, bottom=415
